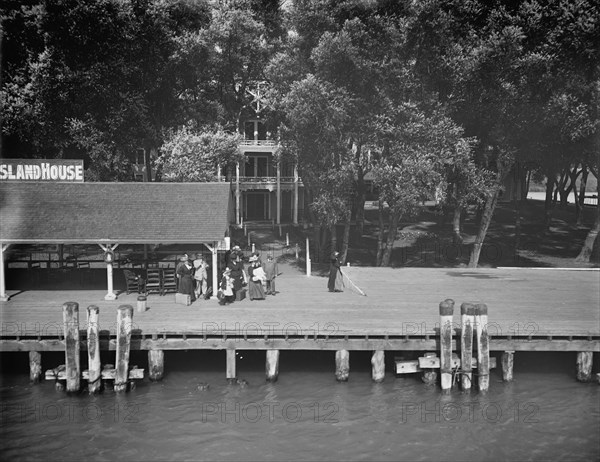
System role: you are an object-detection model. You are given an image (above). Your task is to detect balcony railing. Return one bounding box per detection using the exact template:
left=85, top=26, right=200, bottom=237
left=239, top=139, right=278, bottom=147
left=240, top=176, right=297, bottom=183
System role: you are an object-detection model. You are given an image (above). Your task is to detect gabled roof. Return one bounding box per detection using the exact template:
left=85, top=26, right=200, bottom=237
left=0, top=182, right=232, bottom=244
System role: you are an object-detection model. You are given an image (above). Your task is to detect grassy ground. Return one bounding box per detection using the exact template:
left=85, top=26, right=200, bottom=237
left=241, top=198, right=599, bottom=270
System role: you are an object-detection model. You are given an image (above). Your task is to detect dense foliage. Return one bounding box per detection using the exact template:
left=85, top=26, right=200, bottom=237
left=2, top=0, right=598, bottom=264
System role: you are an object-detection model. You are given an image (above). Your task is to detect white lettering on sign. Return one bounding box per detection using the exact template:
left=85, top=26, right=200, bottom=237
left=0, top=160, right=84, bottom=182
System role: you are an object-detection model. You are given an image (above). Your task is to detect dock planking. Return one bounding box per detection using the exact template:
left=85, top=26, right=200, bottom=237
left=0, top=268, right=598, bottom=352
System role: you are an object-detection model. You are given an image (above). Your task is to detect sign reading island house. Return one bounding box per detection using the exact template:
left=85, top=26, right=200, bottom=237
left=0, top=159, right=84, bottom=182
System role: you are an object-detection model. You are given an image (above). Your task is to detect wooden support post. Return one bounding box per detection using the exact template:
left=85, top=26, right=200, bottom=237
left=460, top=302, right=475, bottom=391
left=576, top=351, right=593, bottom=382
left=86, top=305, right=101, bottom=393
left=371, top=350, right=385, bottom=383
left=335, top=350, right=349, bottom=382
left=475, top=303, right=490, bottom=392
left=420, top=352, right=438, bottom=385
left=501, top=351, right=515, bottom=382
left=29, top=351, right=42, bottom=383
left=63, top=301, right=80, bottom=393
left=115, top=304, right=133, bottom=392
left=226, top=349, right=236, bottom=381
left=266, top=349, right=280, bottom=382
left=439, top=299, right=454, bottom=393
left=148, top=350, right=164, bottom=381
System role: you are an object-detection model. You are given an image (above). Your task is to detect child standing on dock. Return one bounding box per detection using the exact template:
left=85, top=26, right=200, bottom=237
left=263, top=253, right=279, bottom=295
left=219, top=267, right=235, bottom=305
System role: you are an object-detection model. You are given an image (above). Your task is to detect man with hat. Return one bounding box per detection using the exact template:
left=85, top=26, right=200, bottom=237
left=193, top=253, right=209, bottom=299
left=263, top=253, right=279, bottom=295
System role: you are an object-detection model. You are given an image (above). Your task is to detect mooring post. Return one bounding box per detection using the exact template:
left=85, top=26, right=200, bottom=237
left=226, top=349, right=236, bottom=381
left=63, top=301, right=80, bottom=393
left=501, top=351, right=515, bottom=382
left=335, top=350, right=350, bottom=382
left=115, top=304, right=134, bottom=392
left=475, top=303, right=490, bottom=392
left=460, top=302, right=475, bottom=391
left=371, top=350, right=385, bottom=383
left=576, top=352, right=593, bottom=382
left=306, top=237, right=311, bottom=277
left=148, top=350, right=164, bottom=381
left=86, top=305, right=101, bottom=393
left=266, top=349, right=280, bottom=382
left=439, top=299, right=455, bottom=393
left=29, top=351, right=42, bottom=383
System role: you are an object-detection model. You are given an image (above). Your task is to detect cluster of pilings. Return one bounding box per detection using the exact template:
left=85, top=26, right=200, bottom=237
left=42, top=302, right=143, bottom=393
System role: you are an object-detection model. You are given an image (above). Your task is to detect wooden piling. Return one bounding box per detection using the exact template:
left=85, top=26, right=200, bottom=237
left=439, top=299, right=455, bottom=393
left=266, top=349, right=280, bottom=382
left=115, top=304, right=133, bottom=392
left=475, top=303, right=490, bottom=392
left=29, top=351, right=42, bottom=383
left=501, top=351, right=515, bottom=382
left=371, top=350, right=385, bottom=383
left=86, top=305, right=101, bottom=393
left=421, top=352, right=438, bottom=385
left=335, top=350, right=350, bottom=382
left=460, top=302, right=476, bottom=391
left=576, top=351, right=593, bottom=382
left=62, top=301, right=80, bottom=393
left=148, top=350, right=164, bottom=381
left=226, top=349, right=236, bottom=380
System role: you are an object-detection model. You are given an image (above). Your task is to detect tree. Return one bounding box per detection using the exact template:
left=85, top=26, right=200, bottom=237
left=157, top=124, right=243, bottom=182
left=371, top=103, right=480, bottom=266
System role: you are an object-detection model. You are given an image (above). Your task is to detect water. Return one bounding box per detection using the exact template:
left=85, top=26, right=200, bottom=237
left=1, top=350, right=599, bottom=461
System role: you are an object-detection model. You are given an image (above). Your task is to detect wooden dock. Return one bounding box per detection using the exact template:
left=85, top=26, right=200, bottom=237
left=1, top=267, right=598, bottom=351
left=1, top=266, right=599, bottom=388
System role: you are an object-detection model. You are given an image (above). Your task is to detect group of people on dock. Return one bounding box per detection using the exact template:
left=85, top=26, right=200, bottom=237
left=175, top=253, right=209, bottom=302
left=219, top=246, right=279, bottom=305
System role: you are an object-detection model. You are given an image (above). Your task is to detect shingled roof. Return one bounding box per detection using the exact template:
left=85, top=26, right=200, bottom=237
left=0, top=182, right=232, bottom=244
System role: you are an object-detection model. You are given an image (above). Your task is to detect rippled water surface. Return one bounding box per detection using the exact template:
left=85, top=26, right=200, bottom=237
left=1, top=350, right=598, bottom=461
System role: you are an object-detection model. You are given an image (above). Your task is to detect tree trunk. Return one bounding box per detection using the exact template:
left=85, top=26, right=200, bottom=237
left=452, top=205, right=463, bottom=244
left=381, top=210, right=400, bottom=267
left=355, top=167, right=366, bottom=237
left=376, top=200, right=385, bottom=266
left=469, top=188, right=500, bottom=268
left=544, top=175, right=555, bottom=231
left=577, top=166, right=588, bottom=226
left=514, top=189, right=521, bottom=260
left=575, top=191, right=599, bottom=263
left=525, top=169, right=531, bottom=198
left=340, top=212, right=351, bottom=264
left=330, top=224, right=337, bottom=256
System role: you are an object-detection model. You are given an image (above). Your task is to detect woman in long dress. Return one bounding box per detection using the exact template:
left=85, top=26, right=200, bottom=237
left=176, top=257, right=196, bottom=300
left=328, top=251, right=343, bottom=292
left=247, top=255, right=266, bottom=300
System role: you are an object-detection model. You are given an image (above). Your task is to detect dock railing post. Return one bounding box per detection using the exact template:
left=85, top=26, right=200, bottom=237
left=115, top=304, right=133, bottom=392
left=29, top=351, right=42, bottom=384
left=266, top=350, right=280, bottom=382
left=371, top=350, right=385, bottom=383
left=226, top=349, right=236, bottom=382
left=62, top=301, right=80, bottom=393
left=148, top=350, right=164, bottom=381
left=335, top=350, right=349, bottom=382
left=576, top=352, right=593, bottom=382
left=460, top=302, right=475, bottom=391
left=501, top=351, right=515, bottom=382
left=475, top=303, right=490, bottom=392
left=87, top=305, right=101, bottom=393
left=439, top=299, right=454, bottom=393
